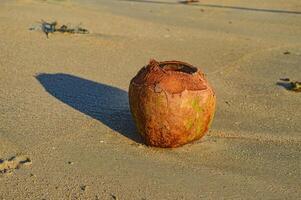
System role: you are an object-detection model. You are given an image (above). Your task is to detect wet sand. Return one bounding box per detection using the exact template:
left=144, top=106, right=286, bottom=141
left=0, top=0, right=300, bottom=199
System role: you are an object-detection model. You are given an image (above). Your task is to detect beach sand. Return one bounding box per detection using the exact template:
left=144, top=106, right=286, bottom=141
left=0, top=0, right=300, bottom=199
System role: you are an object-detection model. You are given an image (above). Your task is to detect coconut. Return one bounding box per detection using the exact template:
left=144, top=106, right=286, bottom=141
left=129, top=59, right=216, bottom=148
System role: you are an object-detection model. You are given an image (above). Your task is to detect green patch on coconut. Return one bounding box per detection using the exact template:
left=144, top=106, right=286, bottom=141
left=191, top=97, right=203, bottom=113
left=196, top=112, right=205, bottom=134
left=185, top=97, right=206, bottom=134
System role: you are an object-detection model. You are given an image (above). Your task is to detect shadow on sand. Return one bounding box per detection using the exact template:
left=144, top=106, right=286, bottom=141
left=118, top=0, right=301, bottom=15
left=276, top=81, right=295, bottom=91
left=36, top=73, right=141, bottom=143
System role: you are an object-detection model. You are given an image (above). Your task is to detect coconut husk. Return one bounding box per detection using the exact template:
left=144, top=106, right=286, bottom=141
left=129, top=59, right=216, bottom=148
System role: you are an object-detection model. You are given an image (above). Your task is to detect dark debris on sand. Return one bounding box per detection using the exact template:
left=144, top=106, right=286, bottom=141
left=179, top=0, right=200, bottom=4
left=30, top=20, right=89, bottom=38
left=278, top=78, right=301, bottom=92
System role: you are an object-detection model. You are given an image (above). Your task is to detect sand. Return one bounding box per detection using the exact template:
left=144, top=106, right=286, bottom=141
left=0, top=0, right=300, bottom=199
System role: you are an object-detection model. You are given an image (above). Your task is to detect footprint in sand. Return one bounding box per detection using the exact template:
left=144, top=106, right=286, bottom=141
left=0, top=155, right=32, bottom=174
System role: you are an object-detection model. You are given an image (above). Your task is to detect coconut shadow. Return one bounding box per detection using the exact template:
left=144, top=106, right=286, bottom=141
left=36, top=73, right=141, bottom=143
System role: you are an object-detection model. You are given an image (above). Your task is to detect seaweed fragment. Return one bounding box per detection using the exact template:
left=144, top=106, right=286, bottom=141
left=277, top=78, right=301, bottom=92
left=283, top=51, right=291, bottom=55
left=41, top=20, right=57, bottom=38
left=56, top=24, right=89, bottom=34
left=291, top=81, right=301, bottom=92
left=32, top=20, right=89, bottom=38
left=280, top=78, right=290, bottom=82
left=179, top=0, right=200, bottom=4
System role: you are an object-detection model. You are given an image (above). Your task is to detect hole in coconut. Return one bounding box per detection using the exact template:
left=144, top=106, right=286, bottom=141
left=159, top=62, right=198, bottom=74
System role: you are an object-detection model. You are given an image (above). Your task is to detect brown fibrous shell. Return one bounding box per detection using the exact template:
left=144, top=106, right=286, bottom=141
left=129, top=59, right=216, bottom=148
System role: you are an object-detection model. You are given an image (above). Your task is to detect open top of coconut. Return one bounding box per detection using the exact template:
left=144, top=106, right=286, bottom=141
left=159, top=61, right=198, bottom=74
left=131, top=59, right=208, bottom=94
